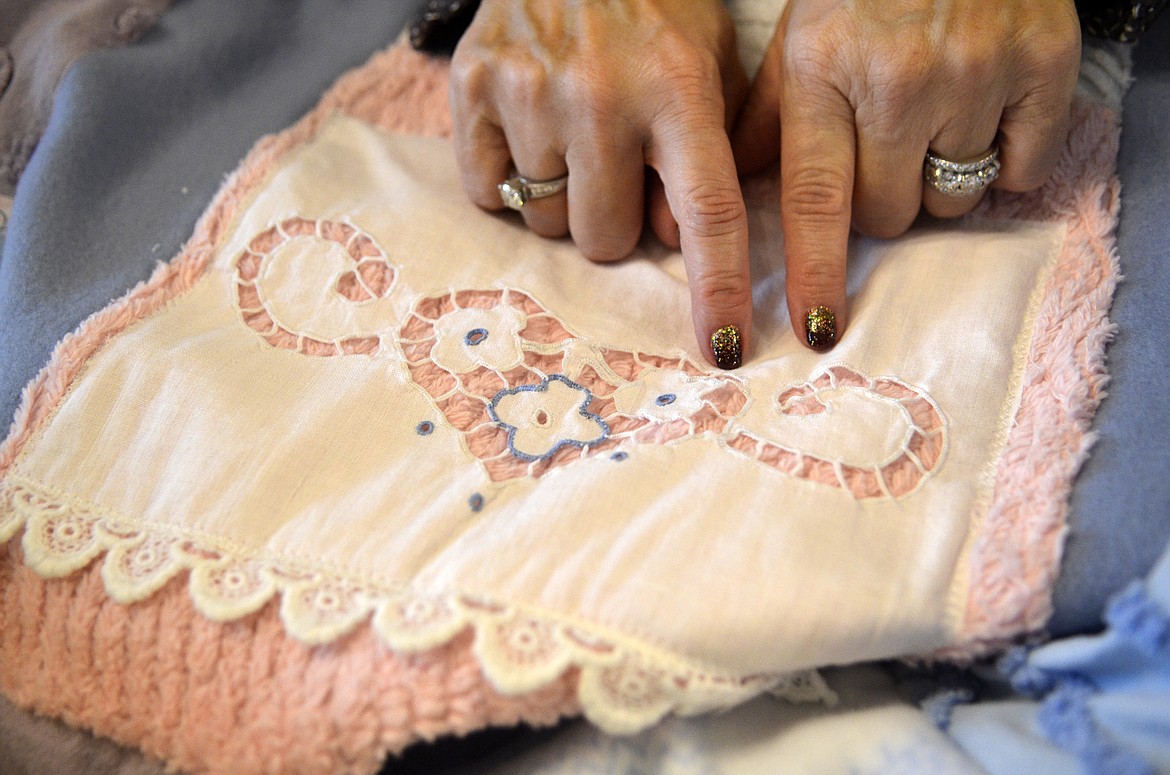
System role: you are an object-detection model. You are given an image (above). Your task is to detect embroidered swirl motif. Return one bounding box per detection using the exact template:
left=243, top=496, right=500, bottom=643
left=730, top=366, right=948, bottom=499
left=397, top=288, right=747, bottom=482
left=234, top=217, right=396, bottom=356
left=229, top=221, right=947, bottom=496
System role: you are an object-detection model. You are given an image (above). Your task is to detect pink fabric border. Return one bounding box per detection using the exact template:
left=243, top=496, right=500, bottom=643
left=0, top=544, right=578, bottom=774
left=942, top=100, right=1123, bottom=659
left=0, top=46, right=582, bottom=775
left=0, top=38, right=1124, bottom=772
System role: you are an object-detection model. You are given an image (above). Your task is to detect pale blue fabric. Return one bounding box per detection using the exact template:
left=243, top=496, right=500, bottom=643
left=1050, top=21, right=1170, bottom=636
left=0, top=3, right=1168, bottom=773
left=0, top=0, right=412, bottom=424
left=949, top=536, right=1170, bottom=774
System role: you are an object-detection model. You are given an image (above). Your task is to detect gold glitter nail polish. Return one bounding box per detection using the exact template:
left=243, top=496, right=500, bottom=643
left=711, top=325, right=742, bottom=370
left=805, top=306, right=836, bottom=350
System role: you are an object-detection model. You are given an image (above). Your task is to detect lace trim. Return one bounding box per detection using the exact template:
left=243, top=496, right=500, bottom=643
left=0, top=477, right=835, bottom=734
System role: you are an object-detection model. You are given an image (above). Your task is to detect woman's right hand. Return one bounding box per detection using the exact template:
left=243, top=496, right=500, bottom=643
left=449, top=0, right=755, bottom=369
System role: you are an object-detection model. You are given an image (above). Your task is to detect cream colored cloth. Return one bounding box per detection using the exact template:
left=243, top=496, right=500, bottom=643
left=2, top=109, right=1064, bottom=728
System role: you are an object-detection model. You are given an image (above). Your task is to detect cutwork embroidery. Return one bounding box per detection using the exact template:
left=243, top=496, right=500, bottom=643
left=233, top=217, right=395, bottom=356
left=728, top=366, right=948, bottom=499
left=230, top=221, right=948, bottom=497
left=488, top=375, right=610, bottom=461
left=428, top=303, right=527, bottom=374
left=398, top=288, right=747, bottom=483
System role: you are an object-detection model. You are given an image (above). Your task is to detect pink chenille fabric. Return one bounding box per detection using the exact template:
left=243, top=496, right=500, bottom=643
left=0, top=37, right=1126, bottom=775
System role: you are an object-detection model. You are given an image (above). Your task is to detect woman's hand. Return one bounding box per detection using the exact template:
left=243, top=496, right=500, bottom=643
left=450, top=0, right=753, bottom=368
left=733, top=0, right=1082, bottom=349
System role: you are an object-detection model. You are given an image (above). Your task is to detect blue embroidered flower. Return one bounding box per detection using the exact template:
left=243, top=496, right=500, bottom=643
left=489, top=375, right=609, bottom=461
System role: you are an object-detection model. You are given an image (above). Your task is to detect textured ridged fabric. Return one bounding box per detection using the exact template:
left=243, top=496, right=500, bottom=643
left=0, top=546, right=579, bottom=775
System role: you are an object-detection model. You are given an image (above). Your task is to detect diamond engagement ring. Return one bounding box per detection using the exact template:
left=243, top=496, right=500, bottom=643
left=923, top=146, right=1001, bottom=197
left=498, top=173, right=569, bottom=210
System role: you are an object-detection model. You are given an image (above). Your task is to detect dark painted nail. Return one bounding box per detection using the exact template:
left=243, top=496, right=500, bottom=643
left=805, top=306, right=837, bottom=350
left=711, top=325, right=742, bottom=370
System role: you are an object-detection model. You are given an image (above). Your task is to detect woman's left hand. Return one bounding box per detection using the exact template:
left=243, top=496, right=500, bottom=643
left=732, top=0, right=1082, bottom=350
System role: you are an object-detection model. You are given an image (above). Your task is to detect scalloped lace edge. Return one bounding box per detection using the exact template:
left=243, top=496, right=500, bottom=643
left=0, top=40, right=1126, bottom=687
left=0, top=476, right=835, bottom=734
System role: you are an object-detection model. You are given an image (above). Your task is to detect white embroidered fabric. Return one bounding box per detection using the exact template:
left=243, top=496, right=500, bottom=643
left=0, top=112, right=1065, bottom=731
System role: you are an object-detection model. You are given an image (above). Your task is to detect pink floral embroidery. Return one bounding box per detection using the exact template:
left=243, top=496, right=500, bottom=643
left=728, top=366, right=947, bottom=499
left=398, top=289, right=747, bottom=482
left=231, top=226, right=948, bottom=497
left=234, top=217, right=395, bottom=356
left=228, top=220, right=947, bottom=496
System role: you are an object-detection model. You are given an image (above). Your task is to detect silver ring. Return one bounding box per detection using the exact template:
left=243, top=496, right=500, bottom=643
left=498, top=173, right=568, bottom=210
left=923, top=146, right=1001, bottom=197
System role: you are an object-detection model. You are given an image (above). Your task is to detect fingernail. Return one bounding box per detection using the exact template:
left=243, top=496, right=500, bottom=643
left=711, top=325, right=742, bottom=370
left=805, top=306, right=837, bottom=350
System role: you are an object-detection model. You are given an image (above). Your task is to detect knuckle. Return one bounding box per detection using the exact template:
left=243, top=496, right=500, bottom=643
left=449, top=48, right=491, bottom=101
left=853, top=207, right=916, bottom=239
left=681, top=185, right=746, bottom=241
left=563, top=63, right=622, bottom=120
left=578, top=229, right=639, bottom=264
left=658, top=30, right=716, bottom=76
left=781, top=27, right=839, bottom=87
left=936, top=36, right=997, bottom=86
left=887, top=39, right=936, bottom=87
left=857, top=45, right=933, bottom=121
left=1018, top=25, right=1081, bottom=79
left=501, top=55, right=551, bottom=109
left=791, top=262, right=842, bottom=302
left=784, top=167, right=850, bottom=223
left=653, top=37, right=721, bottom=99
left=693, top=266, right=750, bottom=312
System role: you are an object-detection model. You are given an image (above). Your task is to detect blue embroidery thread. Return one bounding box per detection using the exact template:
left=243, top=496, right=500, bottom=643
left=469, top=493, right=485, bottom=512
left=488, top=374, right=610, bottom=462
left=611, top=451, right=629, bottom=461
left=416, top=420, right=435, bottom=436
left=655, top=393, right=677, bottom=406
left=464, top=328, right=489, bottom=346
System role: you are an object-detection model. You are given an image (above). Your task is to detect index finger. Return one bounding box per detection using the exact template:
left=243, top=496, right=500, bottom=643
left=780, top=74, right=855, bottom=351
left=650, top=105, right=753, bottom=371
